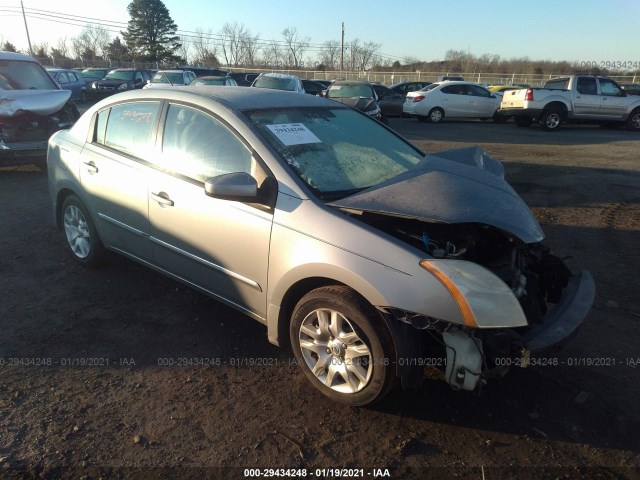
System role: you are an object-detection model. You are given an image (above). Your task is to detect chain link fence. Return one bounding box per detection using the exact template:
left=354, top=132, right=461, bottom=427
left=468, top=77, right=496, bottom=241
left=38, top=57, right=638, bottom=86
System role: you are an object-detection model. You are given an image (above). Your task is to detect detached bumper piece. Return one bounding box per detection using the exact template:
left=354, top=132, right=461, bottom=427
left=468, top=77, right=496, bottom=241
left=520, top=270, right=595, bottom=351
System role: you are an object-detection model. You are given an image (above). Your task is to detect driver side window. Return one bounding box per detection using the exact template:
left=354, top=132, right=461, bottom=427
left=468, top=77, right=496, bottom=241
left=161, top=104, right=253, bottom=182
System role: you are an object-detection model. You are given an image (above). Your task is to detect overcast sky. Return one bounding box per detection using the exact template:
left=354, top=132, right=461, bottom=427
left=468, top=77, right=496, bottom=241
left=1, top=0, right=639, bottom=67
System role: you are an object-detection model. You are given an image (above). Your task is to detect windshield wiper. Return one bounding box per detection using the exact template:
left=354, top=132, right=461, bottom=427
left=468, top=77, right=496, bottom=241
left=319, top=187, right=370, bottom=201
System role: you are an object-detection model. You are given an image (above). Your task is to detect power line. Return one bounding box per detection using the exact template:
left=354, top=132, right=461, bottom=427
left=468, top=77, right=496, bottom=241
left=0, top=5, right=405, bottom=61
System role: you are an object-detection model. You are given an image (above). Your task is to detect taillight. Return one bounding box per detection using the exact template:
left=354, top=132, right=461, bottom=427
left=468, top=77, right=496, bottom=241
left=525, top=89, right=534, bottom=101
left=413, top=95, right=425, bottom=102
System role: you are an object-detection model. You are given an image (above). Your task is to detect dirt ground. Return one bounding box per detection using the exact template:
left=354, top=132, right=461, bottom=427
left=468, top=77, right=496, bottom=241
left=1, top=119, right=639, bottom=480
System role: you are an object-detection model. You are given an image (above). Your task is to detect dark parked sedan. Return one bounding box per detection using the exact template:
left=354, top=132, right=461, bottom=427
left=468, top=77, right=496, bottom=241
left=89, top=68, right=150, bottom=98
left=326, top=80, right=387, bottom=124
left=80, top=68, right=111, bottom=87
left=47, top=68, right=88, bottom=103
left=372, top=83, right=406, bottom=117
left=301, top=79, right=327, bottom=96
left=389, top=81, right=432, bottom=96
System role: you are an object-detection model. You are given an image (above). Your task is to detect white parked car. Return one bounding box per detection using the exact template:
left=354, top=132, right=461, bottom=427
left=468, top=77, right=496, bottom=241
left=143, top=70, right=196, bottom=89
left=251, top=72, right=305, bottom=93
left=403, top=81, right=506, bottom=123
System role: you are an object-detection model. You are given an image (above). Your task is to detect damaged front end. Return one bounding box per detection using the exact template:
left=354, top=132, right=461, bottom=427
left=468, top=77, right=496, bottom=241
left=331, top=148, right=595, bottom=392
left=0, top=96, right=79, bottom=165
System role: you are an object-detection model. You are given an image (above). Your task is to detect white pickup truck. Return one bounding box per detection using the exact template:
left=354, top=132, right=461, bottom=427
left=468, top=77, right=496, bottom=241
left=497, top=75, right=640, bottom=131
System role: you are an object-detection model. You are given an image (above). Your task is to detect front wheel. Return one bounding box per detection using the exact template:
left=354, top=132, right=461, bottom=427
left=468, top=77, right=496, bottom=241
left=540, top=108, right=562, bottom=131
left=61, top=195, right=105, bottom=267
left=290, top=286, right=396, bottom=406
left=626, top=108, right=640, bottom=131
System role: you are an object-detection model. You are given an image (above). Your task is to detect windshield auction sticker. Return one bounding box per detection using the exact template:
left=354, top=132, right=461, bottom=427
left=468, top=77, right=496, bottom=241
left=266, top=123, right=321, bottom=146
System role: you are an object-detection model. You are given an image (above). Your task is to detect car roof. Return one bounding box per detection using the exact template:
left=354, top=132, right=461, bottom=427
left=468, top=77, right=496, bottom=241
left=196, top=76, right=227, bottom=80
left=46, top=68, right=74, bottom=72
left=155, top=69, right=191, bottom=73
left=0, top=51, right=38, bottom=62
left=90, top=86, right=338, bottom=111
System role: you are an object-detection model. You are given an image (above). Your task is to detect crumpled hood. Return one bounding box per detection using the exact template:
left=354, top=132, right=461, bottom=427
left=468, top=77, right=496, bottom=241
left=0, top=89, right=71, bottom=117
left=329, top=147, right=544, bottom=244
left=330, top=96, right=376, bottom=112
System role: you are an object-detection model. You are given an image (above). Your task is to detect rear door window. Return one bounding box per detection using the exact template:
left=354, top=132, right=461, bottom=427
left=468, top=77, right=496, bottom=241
left=95, top=101, right=160, bottom=159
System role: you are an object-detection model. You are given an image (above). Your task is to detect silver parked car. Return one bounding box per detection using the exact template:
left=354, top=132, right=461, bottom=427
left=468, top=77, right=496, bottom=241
left=48, top=87, right=594, bottom=405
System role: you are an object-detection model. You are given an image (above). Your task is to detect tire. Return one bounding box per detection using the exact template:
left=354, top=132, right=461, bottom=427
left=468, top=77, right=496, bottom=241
left=61, top=195, right=105, bottom=267
left=515, top=117, right=533, bottom=127
left=493, top=111, right=508, bottom=124
left=290, top=286, right=396, bottom=406
left=626, top=108, right=640, bottom=131
left=427, top=107, right=444, bottom=123
left=539, top=107, right=562, bottom=131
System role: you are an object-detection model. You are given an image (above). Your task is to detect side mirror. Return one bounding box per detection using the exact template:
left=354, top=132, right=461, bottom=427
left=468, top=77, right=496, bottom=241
left=205, top=172, right=259, bottom=202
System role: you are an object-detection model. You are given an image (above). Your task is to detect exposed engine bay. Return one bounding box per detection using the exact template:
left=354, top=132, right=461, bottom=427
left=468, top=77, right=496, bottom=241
left=358, top=213, right=571, bottom=323
left=347, top=211, right=578, bottom=392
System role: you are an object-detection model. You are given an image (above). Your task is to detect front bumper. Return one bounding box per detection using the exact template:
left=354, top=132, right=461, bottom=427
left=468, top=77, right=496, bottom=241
left=520, top=270, right=595, bottom=351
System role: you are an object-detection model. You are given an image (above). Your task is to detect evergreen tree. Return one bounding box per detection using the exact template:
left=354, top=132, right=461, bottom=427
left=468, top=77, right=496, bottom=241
left=122, top=0, right=180, bottom=63
left=2, top=41, right=18, bottom=52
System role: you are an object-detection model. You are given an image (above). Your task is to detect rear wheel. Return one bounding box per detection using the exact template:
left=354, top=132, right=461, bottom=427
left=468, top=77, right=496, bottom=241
left=540, top=107, right=562, bottom=131
left=427, top=107, right=444, bottom=123
left=290, top=286, right=396, bottom=406
left=626, top=108, right=640, bottom=131
left=61, top=195, right=105, bottom=267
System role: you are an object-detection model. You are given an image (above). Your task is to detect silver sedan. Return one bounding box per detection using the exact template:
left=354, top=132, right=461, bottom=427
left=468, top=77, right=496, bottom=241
left=48, top=87, right=594, bottom=405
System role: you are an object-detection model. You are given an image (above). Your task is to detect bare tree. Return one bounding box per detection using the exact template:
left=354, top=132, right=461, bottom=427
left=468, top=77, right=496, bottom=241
left=220, top=22, right=251, bottom=67
left=281, top=27, right=309, bottom=69
left=71, top=25, right=111, bottom=62
left=177, top=35, right=191, bottom=64
left=356, top=40, right=380, bottom=70
left=240, top=31, right=261, bottom=67
left=318, top=40, right=340, bottom=70
left=192, top=28, right=219, bottom=66
left=261, top=39, right=282, bottom=68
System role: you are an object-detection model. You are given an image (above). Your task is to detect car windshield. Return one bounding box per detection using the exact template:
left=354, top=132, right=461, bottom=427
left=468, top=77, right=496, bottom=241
left=194, top=78, right=225, bottom=85
left=246, top=107, right=424, bottom=199
left=151, top=72, right=184, bottom=84
left=328, top=85, right=373, bottom=99
left=254, top=76, right=296, bottom=91
left=0, top=59, right=58, bottom=90
left=106, top=70, right=135, bottom=81
left=81, top=69, right=108, bottom=80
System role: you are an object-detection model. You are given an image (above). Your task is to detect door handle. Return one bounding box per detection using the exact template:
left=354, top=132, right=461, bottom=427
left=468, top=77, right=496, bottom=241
left=150, top=192, right=174, bottom=207
left=83, top=161, right=98, bottom=174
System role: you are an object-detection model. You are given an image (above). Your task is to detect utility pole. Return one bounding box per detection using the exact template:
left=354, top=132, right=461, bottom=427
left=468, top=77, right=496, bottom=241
left=340, top=22, right=344, bottom=72
left=21, top=1, right=33, bottom=57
